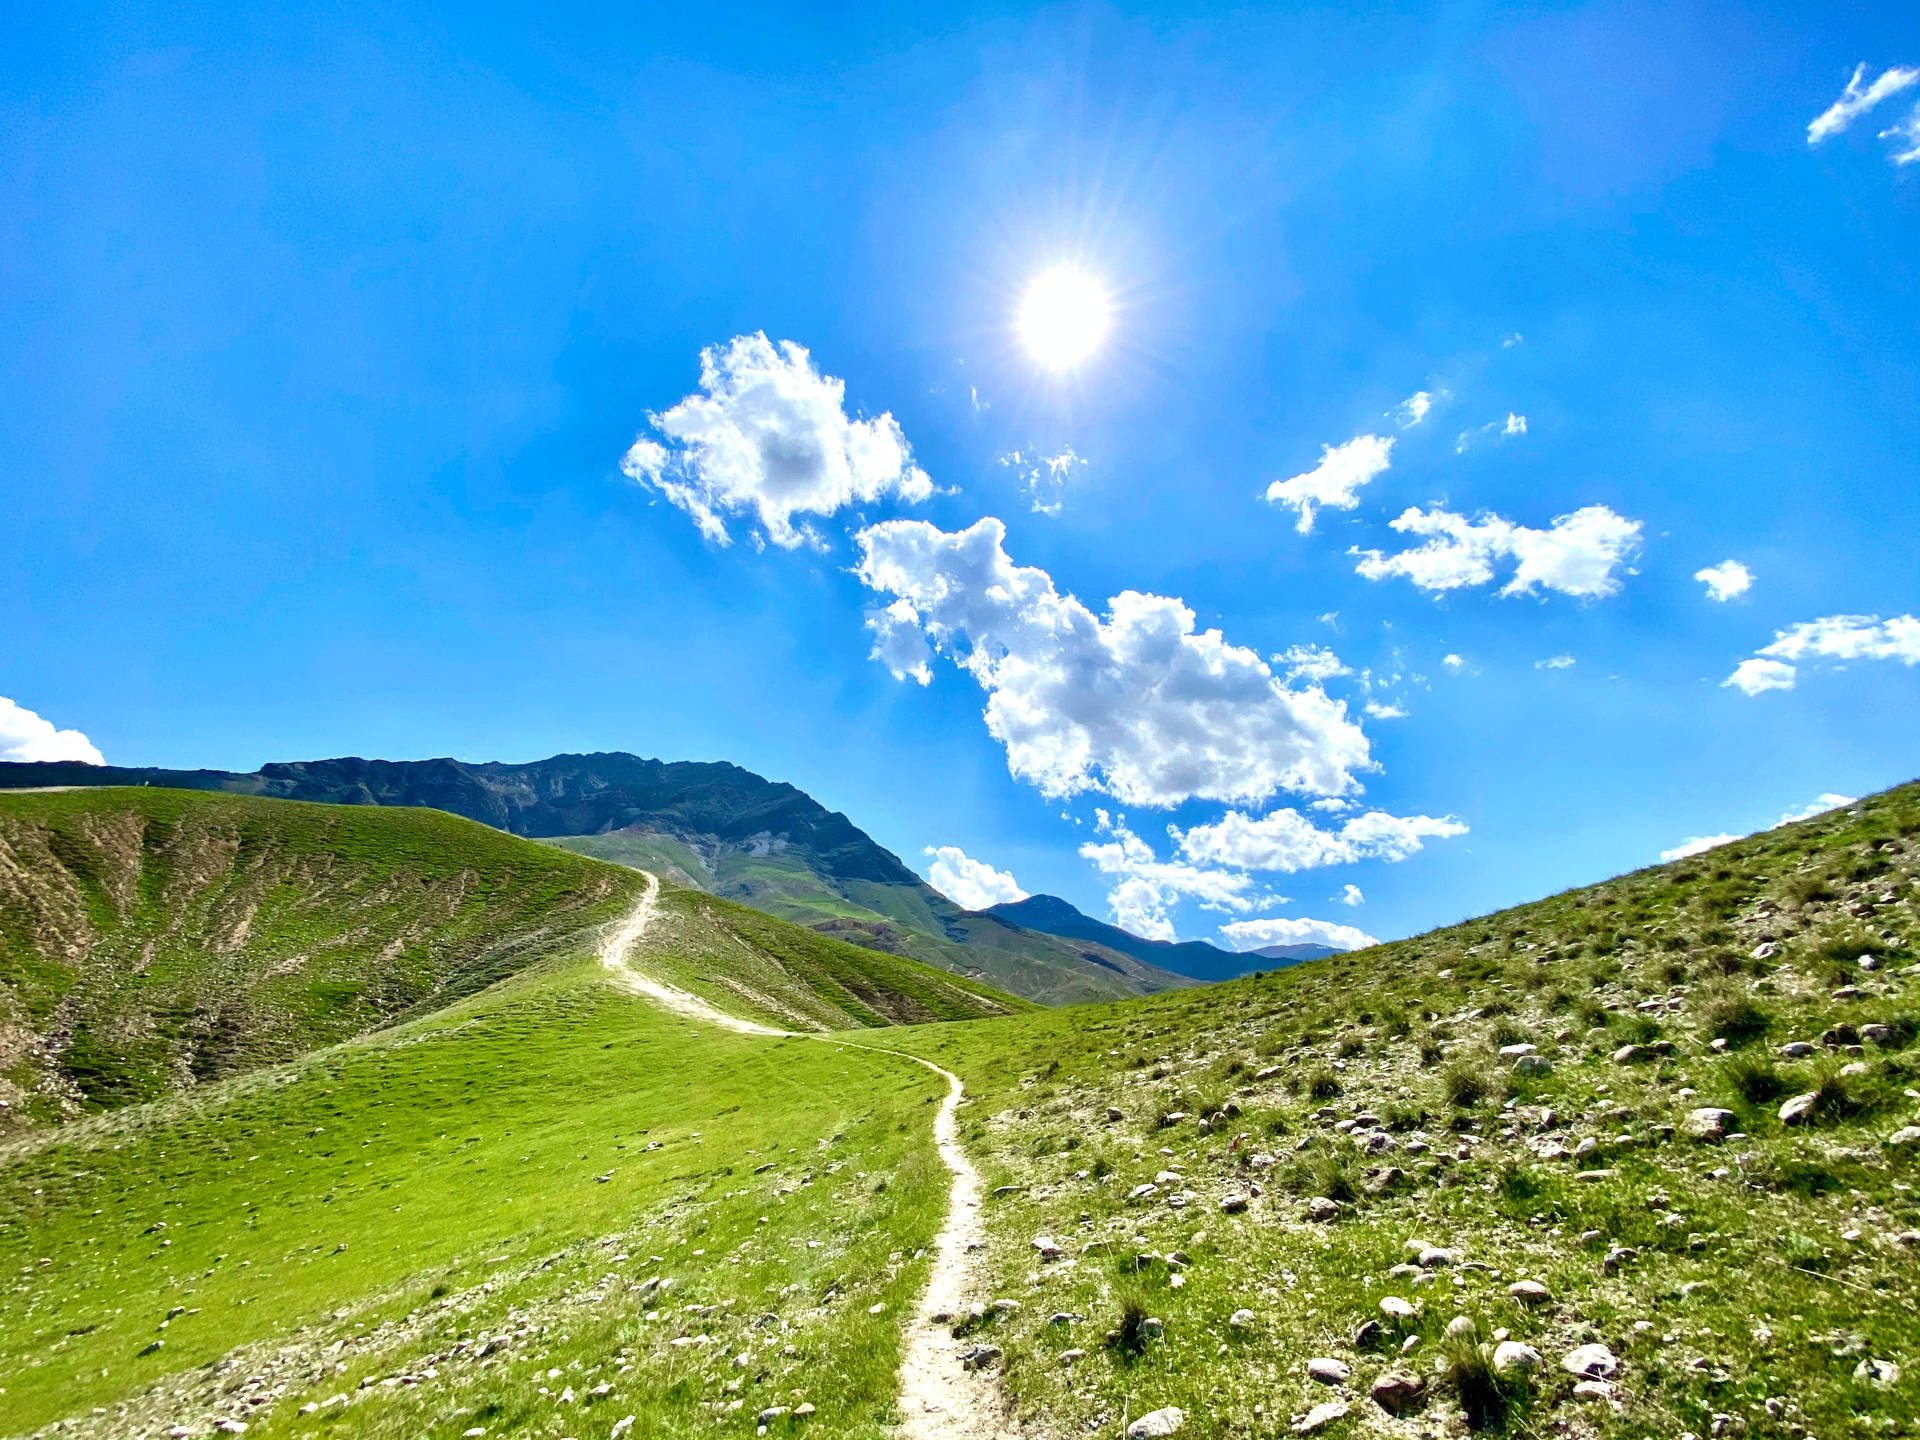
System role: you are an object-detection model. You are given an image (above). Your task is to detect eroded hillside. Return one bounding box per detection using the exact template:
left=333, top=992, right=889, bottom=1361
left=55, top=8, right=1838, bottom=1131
left=0, top=788, right=644, bottom=1126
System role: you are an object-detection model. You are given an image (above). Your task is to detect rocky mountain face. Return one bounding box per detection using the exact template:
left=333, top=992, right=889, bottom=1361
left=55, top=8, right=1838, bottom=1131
left=0, top=755, right=1191, bottom=1004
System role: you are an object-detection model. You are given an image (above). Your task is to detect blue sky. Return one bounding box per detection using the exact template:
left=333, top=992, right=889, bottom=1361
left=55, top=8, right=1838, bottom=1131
left=3, top=1, right=1916, bottom=949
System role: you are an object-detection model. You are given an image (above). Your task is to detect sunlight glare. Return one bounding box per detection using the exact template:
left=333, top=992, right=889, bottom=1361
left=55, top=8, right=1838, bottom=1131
left=1017, top=267, right=1112, bottom=370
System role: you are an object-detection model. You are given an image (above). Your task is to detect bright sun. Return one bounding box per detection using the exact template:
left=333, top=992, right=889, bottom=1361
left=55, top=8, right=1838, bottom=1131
left=1017, top=267, right=1112, bottom=370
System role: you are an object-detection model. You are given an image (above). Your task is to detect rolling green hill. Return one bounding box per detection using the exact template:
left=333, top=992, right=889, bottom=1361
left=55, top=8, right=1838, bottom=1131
left=0, top=789, right=1019, bottom=1135
left=1, top=755, right=1191, bottom=1004
left=6, top=778, right=1915, bottom=1440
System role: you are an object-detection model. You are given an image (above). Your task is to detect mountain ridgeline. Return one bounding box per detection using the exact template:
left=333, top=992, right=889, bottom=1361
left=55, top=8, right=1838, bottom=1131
left=0, top=754, right=1253, bottom=1003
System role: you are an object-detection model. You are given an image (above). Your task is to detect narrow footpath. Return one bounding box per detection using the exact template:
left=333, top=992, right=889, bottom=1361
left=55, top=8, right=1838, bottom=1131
left=598, top=873, right=1017, bottom=1439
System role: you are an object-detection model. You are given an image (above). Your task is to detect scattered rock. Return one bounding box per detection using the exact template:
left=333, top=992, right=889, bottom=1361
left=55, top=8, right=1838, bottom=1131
left=1613, top=1045, right=1648, bottom=1065
left=1352, top=1319, right=1384, bottom=1349
left=1032, top=1236, right=1065, bottom=1261
left=1220, top=1193, right=1251, bottom=1214
left=1493, top=1341, right=1543, bottom=1376
left=1508, top=1280, right=1550, bottom=1306
left=1683, top=1108, right=1737, bottom=1142
left=1379, top=1296, right=1416, bottom=1321
left=1371, top=1369, right=1428, bottom=1414
left=1445, top=1316, right=1477, bottom=1339
left=1127, top=1407, right=1185, bottom=1439
left=1292, top=1400, right=1349, bottom=1434
left=1563, top=1343, right=1620, bottom=1379
left=1416, top=1246, right=1455, bottom=1268
left=1307, top=1197, right=1343, bottom=1222
left=1887, top=1126, right=1920, bottom=1149
left=1308, top=1357, right=1351, bottom=1384
left=757, top=1406, right=791, bottom=1424
left=1854, top=1358, right=1900, bottom=1389
left=1513, top=1055, right=1553, bottom=1075
left=1059, top=1348, right=1086, bottom=1365
left=961, top=1344, right=1003, bottom=1371
left=1779, top=1093, right=1818, bottom=1126
left=1499, top=1043, right=1537, bottom=1058
left=1107, top=1107, right=1126, bottom=1122
left=1229, top=1308, right=1256, bottom=1330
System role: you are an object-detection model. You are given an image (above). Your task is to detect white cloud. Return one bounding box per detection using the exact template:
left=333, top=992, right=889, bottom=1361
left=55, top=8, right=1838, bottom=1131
left=1442, top=653, right=1465, bottom=670
left=1502, top=413, right=1528, bottom=437
left=864, top=599, right=934, bottom=685
left=1724, top=657, right=1797, bottom=695
left=1659, top=792, right=1854, bottom=864
left=1394, top=391, right=1436, bottom=427
left=1364, top=701, right=1408, bottom=719
left=1353, top=504, right=1641, bottom=600
left=1883, top=105, right=1920, bottom=164
left=0, top=698, right=104, bottom=765
left=621, top=333, right=931, bottom=549
left=855, top=517, right=1373, bottom=807
left=923, top=845, right=1028, bottom=911
left=1807, top=64, right=1920, bottom=144
left=1081, top=811, right=1268, bottom=942
left=1276, top=644, right=1350, bottom=684
left=1173, top=806, right=1468, bottom=874
left=1695, top=559, right=1753, bottom=602
left=1219, top=916, right=1378, bottom=952
left=1501, top=333, right=1524, bottom=348
left=1660, top=833, right=1739, bottom=862
left=1778, top=792, right=1855, bottom=826
left=1723, top=613, right=1920, bottom=695
left=1000, top=446, right=1087, bottom=516
left=1265, top=434, right=1395, bottom=535
left=1337, top=883, right=1364, bottom=907
left=1535, top=654, right=1576, bottom=670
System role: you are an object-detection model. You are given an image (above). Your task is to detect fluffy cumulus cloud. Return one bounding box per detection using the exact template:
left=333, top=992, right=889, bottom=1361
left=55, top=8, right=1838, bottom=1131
left=1659, top=793, right=1854, bottom=864
left=923, top=845, right=1028, bottom=911
left=1807, top=64, right=1919, bottom=144
left=1353, top=504, right=1641, bottom=599
left=1219, top=916, right=1378, bottom=952
left=1695, top=559, right=1753, bottom=602
left=854, top=517, right=1372, bottom=807
left=621, top=333, right=931, bottom=549
left=0, top=697, right=104, bottom=765
left=1080, top=812, right=1267, bottom=942
left=1723, top=613, right=1920, bottom=695
left=1173, top=805, right=1467, bottom=873
left=1337, top=883, right=1364, bottom=907
left=1265, top=435, right=1394, bottom=535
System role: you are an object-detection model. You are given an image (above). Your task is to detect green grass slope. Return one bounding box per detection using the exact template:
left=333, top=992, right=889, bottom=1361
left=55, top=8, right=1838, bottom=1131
left=0, top=789, right=643, bottom=1129
left=878, top=780, right=1920, bottom=1440
left=0, top=948, right=951, bottom=1439
left=550, top=830, right=1195, bottom=1007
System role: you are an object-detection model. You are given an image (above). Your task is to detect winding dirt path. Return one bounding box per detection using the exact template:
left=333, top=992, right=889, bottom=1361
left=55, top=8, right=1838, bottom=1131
left=597, top=873, right=1015, bottom=1439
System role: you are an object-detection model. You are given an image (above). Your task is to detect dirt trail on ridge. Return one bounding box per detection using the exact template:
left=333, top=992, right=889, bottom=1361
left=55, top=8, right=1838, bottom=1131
left=598, top=872, right=1016, bottom=1439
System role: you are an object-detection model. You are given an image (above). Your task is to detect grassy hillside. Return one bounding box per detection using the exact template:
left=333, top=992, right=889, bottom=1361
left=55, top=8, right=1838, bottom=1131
left=878, top=781, right=1920, bottom=1440
left=0, top=948, right=952, bottom=1439
left=632, top=884, right=1033, bottom=1030
left=0, top=788, right=641, bottom=1129
left=551, top=829, right=1195, bottom=1006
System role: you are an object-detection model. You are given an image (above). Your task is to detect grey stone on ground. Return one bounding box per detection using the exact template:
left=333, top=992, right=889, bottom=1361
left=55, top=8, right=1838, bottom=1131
left=1493, top=1341, right=1543, bottom=1376
left=1307, top=1357, right=1351, bottom=1384
left=1371, top=1369, right=1428, bottom=1414
left=1508, top=1280, right=1550, bottom=1306
left=1683, top=1108, right=1737, bottom=1141
left=1855, top=1358, right=1900, bottom=1389
left=1292, top=1400, right=1349, bottom=1434
left=1779, top=1093, right=1818, bottom=1126
left=1379, top=1296, right=1416, bottom=1321
left=1127, top=1407, right=1186, bottom=1438
left=1562, top=1343, right=1620, bottom=1379
left=1307, top=1197, right=1342, bottom=1221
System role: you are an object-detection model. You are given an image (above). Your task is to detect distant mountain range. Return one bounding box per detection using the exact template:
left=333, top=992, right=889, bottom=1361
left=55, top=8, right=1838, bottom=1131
left=0, top=755, right=1215, bottom=1004
left=983, top=894, right=1336, bottom=981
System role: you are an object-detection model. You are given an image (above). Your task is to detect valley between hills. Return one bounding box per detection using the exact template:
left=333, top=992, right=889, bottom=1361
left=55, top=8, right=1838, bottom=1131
left=2, top=776, right=1917, bottom=1440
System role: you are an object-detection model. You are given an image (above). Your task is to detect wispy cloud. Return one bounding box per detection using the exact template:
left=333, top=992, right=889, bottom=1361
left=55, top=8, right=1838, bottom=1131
left=1807, top=64, right=1919, bottom=144
left=999, top=446, right=1087, bottom=516
left=1535, top=654, right=1575, bottom=670
left=1659, top=793, right=1854, bottom=864
left=1265, top=434, right=1395, bottom=534
left=1393, top=390, right=1440, bottom=427
left=1724, top=613, right=1920, bottom=695
left=1353, top=504, right=1641, bottom=600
